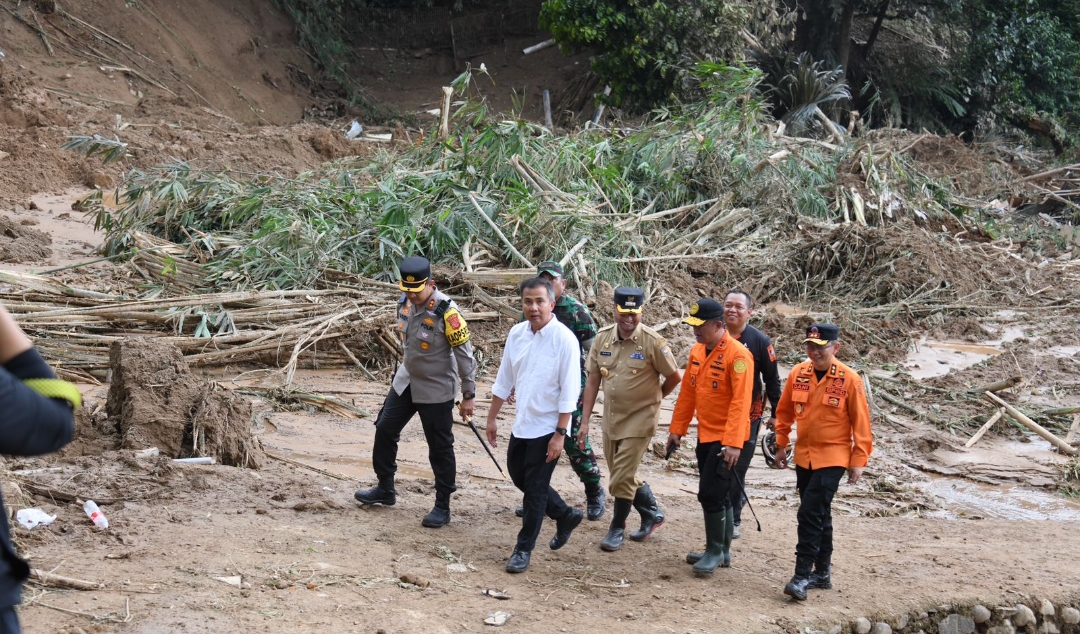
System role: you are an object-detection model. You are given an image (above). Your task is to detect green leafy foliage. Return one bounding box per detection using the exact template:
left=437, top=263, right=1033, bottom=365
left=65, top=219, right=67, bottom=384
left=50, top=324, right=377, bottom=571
left=539, top=0, right=753, bottom=110
left=86, top=67, right=960, bottom=291
left=963, top=0, right=1080, bottom=137
left=61, top=134, right=129, bottom=164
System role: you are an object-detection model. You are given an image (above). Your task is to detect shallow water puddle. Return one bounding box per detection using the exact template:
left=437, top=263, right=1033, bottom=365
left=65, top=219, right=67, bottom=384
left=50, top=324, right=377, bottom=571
left=901, top=323, right=1027, bottom=379
left=922, top=478, right=1080, bottom=520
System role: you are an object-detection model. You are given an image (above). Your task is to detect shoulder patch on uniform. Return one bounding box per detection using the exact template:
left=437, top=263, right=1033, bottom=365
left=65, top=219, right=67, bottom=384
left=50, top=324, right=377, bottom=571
left=443, top=307, right=470, bottom=347
left=733, top=359, right=748, bottom=374
left=767, top=344, right=776, bottom=362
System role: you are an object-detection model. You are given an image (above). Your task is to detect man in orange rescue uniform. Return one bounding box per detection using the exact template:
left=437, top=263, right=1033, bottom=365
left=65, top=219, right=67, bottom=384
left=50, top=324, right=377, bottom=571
left=666, top=298, right=754, bottom=577
left=774, top=323, right=873, bottom=601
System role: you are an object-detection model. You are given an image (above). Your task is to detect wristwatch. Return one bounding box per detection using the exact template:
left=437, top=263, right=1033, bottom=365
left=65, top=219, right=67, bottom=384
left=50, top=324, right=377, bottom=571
left=555, top=427, right=569, bottom=436
left=462, top=391, right=476, bottom=400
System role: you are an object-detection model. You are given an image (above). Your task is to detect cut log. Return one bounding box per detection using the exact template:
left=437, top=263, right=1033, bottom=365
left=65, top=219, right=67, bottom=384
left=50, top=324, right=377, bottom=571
left=967, top=375, right=1022, bottom=394
left=965, top=408, right=1004, bottom=448
left=522, top=39, right=556, bottom=55
left=982, top=391, right=1076, bottom=454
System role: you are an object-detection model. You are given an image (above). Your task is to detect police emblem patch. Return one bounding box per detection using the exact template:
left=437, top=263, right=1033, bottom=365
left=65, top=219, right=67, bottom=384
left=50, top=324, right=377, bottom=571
left=733, top=359, right=748, bottom=374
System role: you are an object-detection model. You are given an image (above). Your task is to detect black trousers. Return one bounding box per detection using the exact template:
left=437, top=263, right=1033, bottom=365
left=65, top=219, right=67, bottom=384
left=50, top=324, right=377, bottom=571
left=507, top=433, right=571, bottom=552
left=371, top=385, right=456, bottom=497
left=0, top=607, right=18, bottom=634
left=695, top=441, right=735, bottom=514
left=729, top=417, right=762, bottom=524
left=794, top=465, right=846, bottom=561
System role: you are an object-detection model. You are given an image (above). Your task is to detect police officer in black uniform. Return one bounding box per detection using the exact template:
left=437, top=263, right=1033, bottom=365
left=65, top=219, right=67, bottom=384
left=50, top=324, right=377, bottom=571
left=355, top=257, right=478, bottom=528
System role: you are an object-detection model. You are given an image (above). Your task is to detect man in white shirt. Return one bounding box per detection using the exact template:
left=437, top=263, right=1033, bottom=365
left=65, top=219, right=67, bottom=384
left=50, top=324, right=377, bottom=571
left=486, top=277, right=585, bottom=574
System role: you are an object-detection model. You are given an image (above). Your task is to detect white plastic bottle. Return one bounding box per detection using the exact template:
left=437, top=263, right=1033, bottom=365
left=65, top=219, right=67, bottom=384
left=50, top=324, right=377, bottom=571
left=83, top=500, right=108, bottom=529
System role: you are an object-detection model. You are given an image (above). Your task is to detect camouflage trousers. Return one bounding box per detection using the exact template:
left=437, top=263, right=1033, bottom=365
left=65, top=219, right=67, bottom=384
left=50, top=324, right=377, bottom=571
left=563, top=409, right=602, bottom=486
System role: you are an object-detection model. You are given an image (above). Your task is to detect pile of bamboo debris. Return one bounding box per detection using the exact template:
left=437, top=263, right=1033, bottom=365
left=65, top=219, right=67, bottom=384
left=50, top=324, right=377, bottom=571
left=0, top=269, right=504, bottom=384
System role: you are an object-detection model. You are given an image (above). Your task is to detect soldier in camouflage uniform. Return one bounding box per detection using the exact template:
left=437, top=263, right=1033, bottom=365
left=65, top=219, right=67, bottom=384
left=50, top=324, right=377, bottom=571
left=513, top=261, right=606, bottom=520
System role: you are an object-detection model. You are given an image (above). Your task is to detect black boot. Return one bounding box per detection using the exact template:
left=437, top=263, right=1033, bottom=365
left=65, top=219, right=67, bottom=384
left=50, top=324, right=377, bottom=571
left=585, top=482, right=607, bottom=521
left=354, top=478, right=396, bottom=506
left=783, top=555, right=815, bottom=600
left=721, top=506, right=734, bottom=567
left=691, top=511, right=726, bottom=576
left=600, top=498, right=632, bottom=552
left=807, top=556, right=832, bottom=590
left=421, top=492, right=451, bottom=528
left=628, top=482, right=665, bottom=542
left=549, top=508, right=584, bottom=550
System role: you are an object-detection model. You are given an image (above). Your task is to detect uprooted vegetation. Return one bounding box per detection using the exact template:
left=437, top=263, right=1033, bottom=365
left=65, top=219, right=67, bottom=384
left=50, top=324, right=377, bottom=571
left=6, top=65, right=1071, bottom=464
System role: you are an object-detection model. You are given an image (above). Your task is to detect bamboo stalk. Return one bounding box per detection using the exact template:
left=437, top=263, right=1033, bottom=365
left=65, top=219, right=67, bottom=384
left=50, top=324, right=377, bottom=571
left=968, top=375, right=1022, bottom=394
left=982, top=391, right=1077, bottom=454
left=467, top=193, right=533, bottom=268
left=965, top=408, right=1004, bottom=448
left=29, top=569, right=103, bottom=591
left=265, top=452, right=351, bottom=481
left=1066, top=413, right=1080, bottom=445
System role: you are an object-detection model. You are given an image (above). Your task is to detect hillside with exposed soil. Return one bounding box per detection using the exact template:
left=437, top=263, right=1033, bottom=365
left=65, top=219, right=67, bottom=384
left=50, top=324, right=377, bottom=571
left=1, top=2, right=1080, bottom=634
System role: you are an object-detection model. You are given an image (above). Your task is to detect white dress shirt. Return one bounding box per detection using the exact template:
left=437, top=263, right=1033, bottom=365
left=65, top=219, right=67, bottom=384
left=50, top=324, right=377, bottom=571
left=491, top=315, right=581, bottom=439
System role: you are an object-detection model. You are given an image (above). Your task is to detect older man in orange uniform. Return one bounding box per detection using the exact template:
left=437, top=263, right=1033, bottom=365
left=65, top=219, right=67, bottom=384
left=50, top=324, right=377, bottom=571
left=774, top=323, right=873, bottom=601
left=667, top=298, right=754, bottom=577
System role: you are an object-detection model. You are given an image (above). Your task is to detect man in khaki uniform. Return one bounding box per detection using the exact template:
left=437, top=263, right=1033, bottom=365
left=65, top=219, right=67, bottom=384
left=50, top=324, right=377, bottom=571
left=580, top=287, right=681, bottom=551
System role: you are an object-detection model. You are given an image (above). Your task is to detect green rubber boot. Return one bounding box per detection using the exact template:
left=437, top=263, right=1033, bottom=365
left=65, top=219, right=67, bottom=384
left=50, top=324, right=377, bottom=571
left=721, top=506, right=734, bottom=567
left=691, top=511, right=726, bottom=577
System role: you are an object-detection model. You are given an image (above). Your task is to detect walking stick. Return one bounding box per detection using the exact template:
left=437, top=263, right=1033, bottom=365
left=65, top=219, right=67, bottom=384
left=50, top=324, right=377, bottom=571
left=463, top=411, right=506, bottom=479
left=730, top=467, right=761, bottom=532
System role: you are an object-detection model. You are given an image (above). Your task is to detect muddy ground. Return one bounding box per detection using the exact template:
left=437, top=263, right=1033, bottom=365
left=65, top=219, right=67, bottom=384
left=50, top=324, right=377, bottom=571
left=2, top=1, right=1080, bottom=633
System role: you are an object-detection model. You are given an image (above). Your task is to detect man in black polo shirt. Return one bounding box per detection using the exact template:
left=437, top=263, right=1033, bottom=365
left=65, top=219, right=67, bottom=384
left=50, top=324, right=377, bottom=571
left=722, top=290, right=781, bottom=538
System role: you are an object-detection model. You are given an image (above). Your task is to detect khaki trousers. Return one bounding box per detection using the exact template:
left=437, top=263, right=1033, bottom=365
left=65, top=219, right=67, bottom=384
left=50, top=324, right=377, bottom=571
left=602, top=431, right=652, bottom=500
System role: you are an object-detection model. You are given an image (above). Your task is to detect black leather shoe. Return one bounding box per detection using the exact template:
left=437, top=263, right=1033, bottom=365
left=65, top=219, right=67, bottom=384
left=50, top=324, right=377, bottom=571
left=514, top=506, right=524, bottom=517
left=549, top=508, right=583, bottom=550
left=586, top=487, right=607, bottom=521
left=354, top=484, right=396, bottom=506
left=421, top=505, right=450, bottom=528
left=506, top=549, right=530, bottom=573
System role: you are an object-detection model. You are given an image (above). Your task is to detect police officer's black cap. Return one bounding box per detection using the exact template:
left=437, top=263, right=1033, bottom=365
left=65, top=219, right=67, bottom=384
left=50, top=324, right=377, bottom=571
left=398, top=256, right=431, bottom=292
left=683, top=298, right=723, bottom=326
left=537, top=260, right=564, bottom=278
left=614, top=286, right=645, bottom=314
left=803, top=323, right=840, bottom=346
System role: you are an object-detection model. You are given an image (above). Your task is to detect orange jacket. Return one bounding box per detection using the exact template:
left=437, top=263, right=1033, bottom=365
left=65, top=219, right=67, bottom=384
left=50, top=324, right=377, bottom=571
left=670, top=331, right=754, bottom=447
left=775, top=359, right=873, bottom=469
